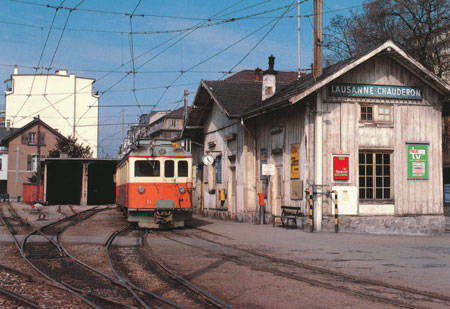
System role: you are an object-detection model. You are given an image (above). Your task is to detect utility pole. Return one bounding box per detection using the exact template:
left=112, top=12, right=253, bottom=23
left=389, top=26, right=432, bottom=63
left=297, top=0, right=301, bottom=79
left=313, top=0, right=323, bottom=79
left=36, top=115, right=41, bottom=202
left=184, top=89, right=188, bottom=126
left=313, top=0, right=323, bottom=232
left=73, top=76, right=77, bottom=137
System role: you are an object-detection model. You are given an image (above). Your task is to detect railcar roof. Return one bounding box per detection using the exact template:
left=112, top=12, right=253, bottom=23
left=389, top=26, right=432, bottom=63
left=126, top=140, right=192, bottom=158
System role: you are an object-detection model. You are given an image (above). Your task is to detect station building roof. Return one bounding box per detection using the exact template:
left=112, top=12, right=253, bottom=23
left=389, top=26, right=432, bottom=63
left=243, top=40, right=450, bottom=118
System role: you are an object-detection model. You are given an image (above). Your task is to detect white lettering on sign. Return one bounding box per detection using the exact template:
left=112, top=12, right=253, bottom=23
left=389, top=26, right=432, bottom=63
left=409, top=147, right=426, bottom=159
left=330, top=84, right=421, bottom=99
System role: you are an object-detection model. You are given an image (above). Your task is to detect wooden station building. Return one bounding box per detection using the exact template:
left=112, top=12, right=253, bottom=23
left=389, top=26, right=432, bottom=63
left=185, top=41, right=450, bottom=234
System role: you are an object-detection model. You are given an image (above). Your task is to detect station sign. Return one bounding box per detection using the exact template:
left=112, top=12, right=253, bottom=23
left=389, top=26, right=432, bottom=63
left=330, top=83, right=422, bottom=100
left=333, top=155, right=349, bottom=181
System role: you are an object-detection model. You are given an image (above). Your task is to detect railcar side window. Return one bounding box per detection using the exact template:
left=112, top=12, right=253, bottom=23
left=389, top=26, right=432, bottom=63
left=165, top=160, right=174, bottom=177
left=135, top=160, right=160, bottom=177
left=178, top=161, right=188, bottom=177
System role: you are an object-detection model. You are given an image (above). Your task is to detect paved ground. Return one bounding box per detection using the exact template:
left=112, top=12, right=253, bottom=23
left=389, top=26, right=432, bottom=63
left=186, top=216, right=450, bottom=297
left=2, top=202, right=449, bottom=301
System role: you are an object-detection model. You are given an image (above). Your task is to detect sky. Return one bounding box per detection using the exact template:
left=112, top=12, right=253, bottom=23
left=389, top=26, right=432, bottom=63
left=0, top=0, right=365, bottom=158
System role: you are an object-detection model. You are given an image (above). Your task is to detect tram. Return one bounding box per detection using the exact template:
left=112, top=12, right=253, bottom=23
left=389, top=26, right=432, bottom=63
left=115, top=140, right=193, bottom=228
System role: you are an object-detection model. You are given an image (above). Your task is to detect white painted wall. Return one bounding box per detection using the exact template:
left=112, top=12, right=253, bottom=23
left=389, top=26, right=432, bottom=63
left=5, top=70, right=99, bottom=157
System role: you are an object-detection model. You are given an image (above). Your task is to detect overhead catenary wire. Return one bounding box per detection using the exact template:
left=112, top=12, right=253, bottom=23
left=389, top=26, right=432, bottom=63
left=43, top=1, right=81, bottom=95
left=71, top=0, right=247, bottom=131
left=8, top=1, right=294, bottom=133
left=7, top=0, right=271, bottom=19
left=0, top=2, right=363, bottom=36
left=220, top=0, right=301, bottom=80
left=3, top=0, right=363, bottom=158
left=149, top=0, right=299, bottom=111
left=128, top=0, right=143, bottom=114
left=11, top=0, right=66, bottom=127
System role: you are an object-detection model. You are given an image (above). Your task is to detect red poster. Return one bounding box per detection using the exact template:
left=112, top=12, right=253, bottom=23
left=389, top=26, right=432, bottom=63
left=333, top=156, right=349, bottom=180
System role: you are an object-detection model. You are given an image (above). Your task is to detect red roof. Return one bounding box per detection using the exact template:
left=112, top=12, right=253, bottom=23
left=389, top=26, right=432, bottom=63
left=226, top=69, right=301, bottom=84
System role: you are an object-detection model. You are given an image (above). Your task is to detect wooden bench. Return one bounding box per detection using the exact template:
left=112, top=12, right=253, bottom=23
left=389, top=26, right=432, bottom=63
left=273, top=206, right=304, bottom=229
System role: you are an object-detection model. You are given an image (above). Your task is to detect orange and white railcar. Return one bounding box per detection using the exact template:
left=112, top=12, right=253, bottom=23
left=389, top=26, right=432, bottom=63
left=116, top=140, right=193, bottom=228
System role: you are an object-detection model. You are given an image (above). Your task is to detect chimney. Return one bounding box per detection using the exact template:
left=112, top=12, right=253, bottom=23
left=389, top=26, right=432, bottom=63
left=55, top=69, right=68, bottom=76
left=254, top=68, right=262, bottom=81
left=262, top=55, right=278, bottom=101
left=6, top=120, right=10, bottom=131
left=13, top=64, right=18, bottom=75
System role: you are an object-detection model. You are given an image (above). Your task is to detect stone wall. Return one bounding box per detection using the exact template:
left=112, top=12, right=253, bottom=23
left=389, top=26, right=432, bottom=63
left=444, top=205, right=450, bottom=216
left=320, top=215, right=445, bottom=235
left=200, top=211, right=445, bottom=235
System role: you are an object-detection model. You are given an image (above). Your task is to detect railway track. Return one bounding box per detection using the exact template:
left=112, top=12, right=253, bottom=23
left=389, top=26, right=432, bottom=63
left=0, top=203, right=88, bottom=308
left=156, top=228, right=450, bottom=309
left=107, top=225, right=231, bottom=308
left=1, top=203, right=148, bottom=308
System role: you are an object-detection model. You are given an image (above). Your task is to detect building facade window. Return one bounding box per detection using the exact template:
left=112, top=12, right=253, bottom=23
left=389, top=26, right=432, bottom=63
left=27, top=155, right=39, bottom=172
left=360, top=105, right=373, bottom=121
left=216, top=156, right=222, bottom=184
left=359, top=151, right=391, bottom=200
left=361, top=104, right=392, bottom=122
left=29, top=133, right=37, bottom=145
left=378, top=105, right=392, bottom=121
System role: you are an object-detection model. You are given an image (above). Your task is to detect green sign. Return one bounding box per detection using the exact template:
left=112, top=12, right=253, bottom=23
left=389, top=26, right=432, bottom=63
left=407, top=144, right=428, bottom=179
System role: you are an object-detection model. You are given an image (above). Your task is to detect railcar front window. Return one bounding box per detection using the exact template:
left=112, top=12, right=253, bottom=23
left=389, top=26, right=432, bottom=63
left=165, top=160, right=174, bottom=177
left=135, top=160, right=160, bottom=177
left=178, top=161, right=188, bottom=177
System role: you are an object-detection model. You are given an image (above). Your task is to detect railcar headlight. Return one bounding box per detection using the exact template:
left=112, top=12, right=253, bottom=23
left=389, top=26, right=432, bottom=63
left=179, top=186, right=186, bottom=194
left=138, top=186, right=145, bottom=194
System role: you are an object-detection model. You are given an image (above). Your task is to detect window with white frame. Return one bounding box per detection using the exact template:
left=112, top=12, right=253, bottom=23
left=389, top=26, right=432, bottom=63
left=360, top=104, right=392, bottom=123
left=28, top=155, right=39, bottom=172
left=377, top=106, right=392, bottom=121
left=29, top=133, right=37, bottom=145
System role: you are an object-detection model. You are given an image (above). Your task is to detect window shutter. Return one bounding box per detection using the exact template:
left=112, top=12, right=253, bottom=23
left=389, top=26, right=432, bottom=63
left=38, top=133, right=45, bottom=146
left=21, top=134, right=29, bottom=145
left=27, top=155, right=32, bottom=171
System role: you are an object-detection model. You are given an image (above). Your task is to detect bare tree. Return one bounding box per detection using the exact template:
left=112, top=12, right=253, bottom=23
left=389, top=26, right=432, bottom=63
left=324, top=0, right=450, bottom=79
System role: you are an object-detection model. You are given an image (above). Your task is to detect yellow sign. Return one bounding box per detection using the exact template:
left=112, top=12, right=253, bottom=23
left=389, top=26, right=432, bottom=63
left=290, top=144, right=299, bottom=179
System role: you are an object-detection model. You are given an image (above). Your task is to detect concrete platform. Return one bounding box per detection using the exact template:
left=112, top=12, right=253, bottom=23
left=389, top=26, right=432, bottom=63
left=185, top=216, right=450, bottom=296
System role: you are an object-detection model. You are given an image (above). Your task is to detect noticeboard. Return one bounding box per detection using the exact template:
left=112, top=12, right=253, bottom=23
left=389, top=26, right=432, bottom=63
left=407, top=144, right=428, bottom=179
left=290, top=143, right=299, bottom=179
left=260, top=148, right=267, bottom=180
left=262, top=164, right=275, bottom=176
left=333, top=155, right=349, bottom=180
